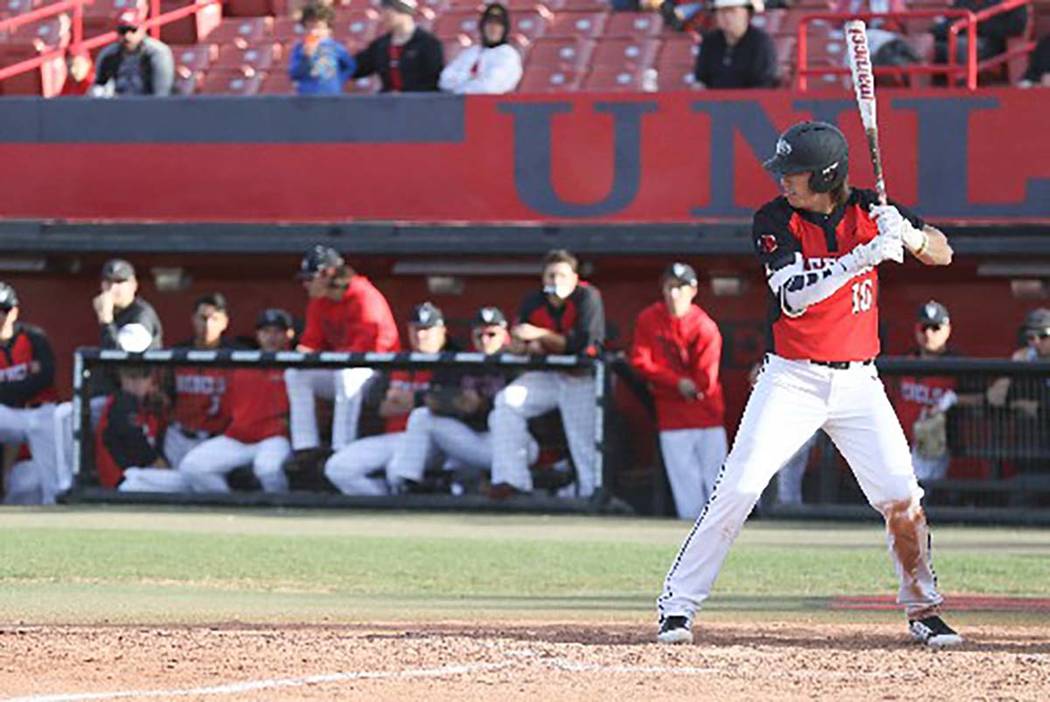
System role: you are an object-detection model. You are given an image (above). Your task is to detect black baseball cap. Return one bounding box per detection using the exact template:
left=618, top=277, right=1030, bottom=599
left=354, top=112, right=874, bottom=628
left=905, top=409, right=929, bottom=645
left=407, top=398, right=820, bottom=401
left=101, top=258, right=136, bottom=282
left=917, top=300, right=950, bottom=326
left=1023, top=307, right=1050, bottom=334
left=473, top=306, right=507, bottom=328
left=297, top=245, right=344, bottom=280
left=662, top=262, right=698, bottom=287
left=256, top=308, right=293, bottom=330
left=408, top=301, right=444, bottom=328
left=0, top=282, right=18, bottom=310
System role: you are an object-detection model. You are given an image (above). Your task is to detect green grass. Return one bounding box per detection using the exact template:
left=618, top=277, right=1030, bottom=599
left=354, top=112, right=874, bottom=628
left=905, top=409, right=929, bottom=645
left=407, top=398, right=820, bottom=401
left=1, top=507, right=1048, bottom=625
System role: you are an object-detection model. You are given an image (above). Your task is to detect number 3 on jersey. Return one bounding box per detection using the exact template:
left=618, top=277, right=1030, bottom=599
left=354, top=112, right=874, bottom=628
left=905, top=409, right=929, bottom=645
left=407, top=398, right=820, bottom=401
left=851, top=279, right=873, bottom=314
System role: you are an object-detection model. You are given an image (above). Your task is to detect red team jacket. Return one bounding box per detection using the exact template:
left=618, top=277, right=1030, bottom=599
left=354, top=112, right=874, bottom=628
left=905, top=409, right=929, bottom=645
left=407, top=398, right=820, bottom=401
left=95, top=391, right=166, bottom=488
left=630, top=302, right=726, bottom=431
left=225, top=368, right=289, bottom=444
left=172, top=366, right=230, bottom=435
left=383, top=369, right=433, bottom=433
left=299, top=276, right=401, bottom=353
left=753, top=189, right=925, bottom=362
left=0, top=323, right=58, bottom=408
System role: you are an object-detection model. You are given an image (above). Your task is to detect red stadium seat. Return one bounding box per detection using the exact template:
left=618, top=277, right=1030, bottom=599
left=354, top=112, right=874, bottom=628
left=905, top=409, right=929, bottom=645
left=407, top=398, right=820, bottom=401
left=202, top=17, right=274, bottom=45
left=159, top=0, right=222, bottom=45
left=558, top=0, right=609, bottom=10
left=260, top=69, right=295, bottom=94
left=526, top=37, right=594, bottom=70
left=581, top=66, right=650, bottom=92
left=433, top=10, right=481, bottom=39
left=602, top=11, right=663, bottom=38
left=657, top=36, right=699, bottom=69
left=6, top=17, right=70, bottom=51
left=197, top=67, right=264, bottom=94
left=591, top=37, right=659, bottom=70
left=332, top=7, right=380, bottom=47
left=542, top=11, right=607, bottom=39
left=172, top=44, right=217, bottom=74
left=517, top=64, right=585, bottom=91
left=655, top=63, right=695, bottom=91
left=225, top=0, right=277, bottom=16
left=273, top=18, right=304, bottom=43
left=212, top=42, right=281, bottom=71
left=508, top=8, right=551, bottom=42
left=172, top=66, right=203, bottom=95
left=443, top=36, right=476, bottom=64
left=750, top=9, right=784, bottom=36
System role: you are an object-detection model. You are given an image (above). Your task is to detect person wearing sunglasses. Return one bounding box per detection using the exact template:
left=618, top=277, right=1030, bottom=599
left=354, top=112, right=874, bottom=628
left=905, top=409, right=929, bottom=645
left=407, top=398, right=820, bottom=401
left=91, top=10, right=174, bottom=97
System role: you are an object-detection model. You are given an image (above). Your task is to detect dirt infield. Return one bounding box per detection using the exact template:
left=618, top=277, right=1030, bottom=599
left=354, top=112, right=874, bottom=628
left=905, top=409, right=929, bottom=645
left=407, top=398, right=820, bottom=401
left=3, top=620, right=1049, bottom=701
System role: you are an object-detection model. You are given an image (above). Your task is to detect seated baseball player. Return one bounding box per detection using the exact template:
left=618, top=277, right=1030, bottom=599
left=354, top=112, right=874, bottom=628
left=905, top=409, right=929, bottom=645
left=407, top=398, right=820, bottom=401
left=95, top=365, right=187, bottom=493
left=179, top=309, right=296, bottom=494
left=325, top=302, right=449, bottom=496
left=0, top=282, right=63, bottom=505
left=386, top=306, right=537, bottom=493
left=284, top=245, right=400, bottom=474
left=488, top=249, right=605, bottom=499
left=629, top=263, right=727, bottom=520
left=163, top=293, right=234, bottom=470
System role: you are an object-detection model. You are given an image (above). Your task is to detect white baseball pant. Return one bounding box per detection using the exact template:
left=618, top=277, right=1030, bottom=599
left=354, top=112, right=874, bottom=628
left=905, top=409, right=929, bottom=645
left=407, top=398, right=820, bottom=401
left=387, top=407, right=539, bottom=484
left=179, top=435, right=291, bottom=493
left=0, top=403, right=61, bottom=504
left=488, top=371, right=597, bottom=497
left=4, top=460, right=42, bottom=504
left=325, top=432, right=413, bottom=496
left=163, top=424, right=211, bottom=470
left=284, top=367, right=375, bottom=451
left=659, top=427, right=728, bottom=520
left=659, top=355, right=944, bottom=621
left=912, top=450, right=950, bottom=482
left=777, top=431, right=819, bottom=505
left=118, top=467, right=191, bottom=493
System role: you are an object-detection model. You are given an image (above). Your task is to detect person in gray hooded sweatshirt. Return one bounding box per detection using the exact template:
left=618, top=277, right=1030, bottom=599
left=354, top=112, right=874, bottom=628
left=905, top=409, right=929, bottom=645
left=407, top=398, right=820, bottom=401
left=92, top=9, right=174, bottom=97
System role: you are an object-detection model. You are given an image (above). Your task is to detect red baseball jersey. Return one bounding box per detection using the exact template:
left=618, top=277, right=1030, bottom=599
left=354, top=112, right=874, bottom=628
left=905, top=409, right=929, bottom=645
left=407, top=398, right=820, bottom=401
left=753, top=189, right=924, bottom=362
left=629, top=301, right=726, bottom=431
left=172, top=367, right=230, bottom=435
left=892, top=350, right=959, bottom=443
left=225, top=368, right=289, bottom=444
left=299, top=275, right=401, bottom=353
left=0, top=323, right=58, bottom=408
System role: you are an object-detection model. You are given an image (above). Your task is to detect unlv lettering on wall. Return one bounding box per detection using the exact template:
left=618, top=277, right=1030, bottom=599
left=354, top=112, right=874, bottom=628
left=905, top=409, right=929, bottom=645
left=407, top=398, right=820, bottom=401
left=0, top=90, right=1047, bottom=224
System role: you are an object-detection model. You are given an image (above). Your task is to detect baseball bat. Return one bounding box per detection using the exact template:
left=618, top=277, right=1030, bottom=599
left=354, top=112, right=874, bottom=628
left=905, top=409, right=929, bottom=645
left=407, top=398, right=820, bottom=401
left=845, top=20, right=888, bottom=206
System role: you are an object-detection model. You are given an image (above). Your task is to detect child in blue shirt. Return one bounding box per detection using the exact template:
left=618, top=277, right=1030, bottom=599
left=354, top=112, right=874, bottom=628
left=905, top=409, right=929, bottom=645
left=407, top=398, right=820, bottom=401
left=289, top=3, right=355, bottom=95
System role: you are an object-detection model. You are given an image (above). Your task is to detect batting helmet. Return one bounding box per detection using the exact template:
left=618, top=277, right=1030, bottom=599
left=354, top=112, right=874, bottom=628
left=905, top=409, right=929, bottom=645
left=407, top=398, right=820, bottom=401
left=763, top=121, right=849, bottom=194
left=297, top=245, right=344, bottom=280
left=0, top=282, right=17, bottom=309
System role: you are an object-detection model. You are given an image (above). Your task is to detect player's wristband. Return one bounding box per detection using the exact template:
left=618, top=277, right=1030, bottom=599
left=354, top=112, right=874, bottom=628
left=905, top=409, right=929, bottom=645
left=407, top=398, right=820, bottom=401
left=902, top=223, right=926, bottom=254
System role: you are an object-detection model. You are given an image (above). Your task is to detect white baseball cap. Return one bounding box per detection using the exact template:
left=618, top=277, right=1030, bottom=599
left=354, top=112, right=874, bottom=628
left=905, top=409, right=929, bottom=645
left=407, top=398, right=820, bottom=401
left=711, top=0, right=764, bottom=11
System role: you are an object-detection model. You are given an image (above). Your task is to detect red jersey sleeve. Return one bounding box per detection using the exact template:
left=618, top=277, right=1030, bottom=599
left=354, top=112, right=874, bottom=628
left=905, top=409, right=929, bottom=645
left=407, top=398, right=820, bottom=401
left=298, top=299, right=325, bottom=351
left=629, top=306, right=682, bottom=392
left=341, top=281, right=401, bottom=353
left=691, top=313, right=723, bottom=396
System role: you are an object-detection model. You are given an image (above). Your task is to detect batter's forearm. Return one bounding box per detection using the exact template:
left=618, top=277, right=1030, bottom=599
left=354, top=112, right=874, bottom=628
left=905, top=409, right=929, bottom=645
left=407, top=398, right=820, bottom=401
left=911, top=226, right=952, bottom=266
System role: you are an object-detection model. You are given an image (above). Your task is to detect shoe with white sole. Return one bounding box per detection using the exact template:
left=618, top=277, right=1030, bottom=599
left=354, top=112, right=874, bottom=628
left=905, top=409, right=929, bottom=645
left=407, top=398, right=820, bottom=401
left=909, top=615, right=964, bottom=647
left=657, top=615, right=693, bottom=644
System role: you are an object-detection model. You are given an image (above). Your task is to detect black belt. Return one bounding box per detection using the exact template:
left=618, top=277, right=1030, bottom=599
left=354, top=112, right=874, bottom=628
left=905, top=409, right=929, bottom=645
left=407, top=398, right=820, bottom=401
left=810, top=359, right=874, bottom=370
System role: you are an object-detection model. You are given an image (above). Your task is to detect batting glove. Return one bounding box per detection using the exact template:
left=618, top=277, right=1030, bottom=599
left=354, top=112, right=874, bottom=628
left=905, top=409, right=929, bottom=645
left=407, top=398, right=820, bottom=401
left=870, top=204, right=925, bottom=252
left=853, top=229, right=904, bottom=267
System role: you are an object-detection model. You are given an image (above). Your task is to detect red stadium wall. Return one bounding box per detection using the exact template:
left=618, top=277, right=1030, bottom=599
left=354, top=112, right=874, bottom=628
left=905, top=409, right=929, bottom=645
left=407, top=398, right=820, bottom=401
left=0, top=89, right=1048, bottom=224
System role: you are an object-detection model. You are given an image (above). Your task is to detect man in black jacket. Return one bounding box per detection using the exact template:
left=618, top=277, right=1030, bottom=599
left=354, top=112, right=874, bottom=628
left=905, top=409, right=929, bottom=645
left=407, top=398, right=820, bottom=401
left=91, top=10, right=174, bottom=97
left=932, top=0, right=1027, bottom=67
left=94, top=258, right=163, bottom=352
left=353, top=0, right=443, bottom=92
left=694, top=0, right=778, bottom=89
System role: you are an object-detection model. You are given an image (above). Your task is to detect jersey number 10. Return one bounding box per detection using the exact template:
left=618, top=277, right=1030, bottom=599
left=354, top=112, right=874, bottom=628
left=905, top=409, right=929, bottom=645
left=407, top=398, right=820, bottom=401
left=851, top=279, right=874, bottom=314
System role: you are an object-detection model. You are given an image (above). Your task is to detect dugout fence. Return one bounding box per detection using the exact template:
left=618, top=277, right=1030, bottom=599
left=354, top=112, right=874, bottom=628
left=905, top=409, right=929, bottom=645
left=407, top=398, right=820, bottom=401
left=67, top=347, right=619, bottom=513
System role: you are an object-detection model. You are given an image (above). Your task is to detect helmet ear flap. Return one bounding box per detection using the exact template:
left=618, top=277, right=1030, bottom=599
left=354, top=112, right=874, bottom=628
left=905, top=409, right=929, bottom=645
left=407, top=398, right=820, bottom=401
left=808, top=158, right=846, bottom=193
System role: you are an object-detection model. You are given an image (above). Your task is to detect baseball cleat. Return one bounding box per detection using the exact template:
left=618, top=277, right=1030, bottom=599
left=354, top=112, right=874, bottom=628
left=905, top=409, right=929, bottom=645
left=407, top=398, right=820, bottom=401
left=909, top=615, right=963, bottom=647
left=657, top=616, right=693, bottom=644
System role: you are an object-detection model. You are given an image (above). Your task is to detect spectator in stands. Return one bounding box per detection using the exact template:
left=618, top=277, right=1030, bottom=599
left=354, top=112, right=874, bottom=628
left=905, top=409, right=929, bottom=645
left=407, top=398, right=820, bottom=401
left=832, top=0, right=920, bottom=77
left=179, top=309, right=296, bottom=494
left=60, top=49, right=94, bottom=96
left=1019, top=35, right=1050, bottom=87
left=94, top=259, right=163, bottom=352
left=325, top=302, right=451, bottom=496
left=932, top=0, right=1027, bottom=68
left=439, top=3, right=522, bottom=94
left=283, top=245, right=399, bottom=477
left=0, top=283, right=61, bottom=505
left=629, top=263, right=726, bottom=520
left=660, top=0, right=704, bottom=32
left=95, top=365, right=187, bottom=493
left=289, top=3, right=356, bottom=95
left=987, top=307, right=1050, bottom=408
left=164, top=294, right=234, bottom=470
left=694, top=0, right=778, bottom=89
left=353, top=0, right=444, bottom=92
left=387, top=306, right=535, bottom=494
left=488, top=249, right=605, bottom=500
left=91, top=10, right=174, bottom=97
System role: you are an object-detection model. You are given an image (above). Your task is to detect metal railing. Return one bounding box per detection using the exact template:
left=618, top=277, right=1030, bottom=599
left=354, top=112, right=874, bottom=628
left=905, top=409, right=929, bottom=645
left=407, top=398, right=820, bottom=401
left=796, top=1, right=1035, bottom=91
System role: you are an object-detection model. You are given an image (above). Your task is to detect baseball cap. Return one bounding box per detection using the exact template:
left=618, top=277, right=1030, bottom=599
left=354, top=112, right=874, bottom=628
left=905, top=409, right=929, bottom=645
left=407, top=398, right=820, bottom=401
left=1023, top=307, right=1050, bottom=334
left=116, top=9, right=141, bottom=30
left=101, top=258, right=136, bottom=282
left=256, top=308, right=293, bottom=330
left=710, top=0, right=764, bottom=10
left=917, top=300, right=950, bottom=326
left=409, top=301, right=444, bottom=328
left=472, top=306, right=507, bottom=328
left=381, top=0, right=418, bottom=14
left=297, top=245, right=344, bottom=280
left=662, top=262, right=698, bottom=287
left=0, top=282, right=18, bottom=310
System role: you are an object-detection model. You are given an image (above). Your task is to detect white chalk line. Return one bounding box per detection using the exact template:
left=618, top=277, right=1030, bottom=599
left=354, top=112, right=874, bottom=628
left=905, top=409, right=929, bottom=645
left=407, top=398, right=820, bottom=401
left=5, top=651, right=929, bottom=701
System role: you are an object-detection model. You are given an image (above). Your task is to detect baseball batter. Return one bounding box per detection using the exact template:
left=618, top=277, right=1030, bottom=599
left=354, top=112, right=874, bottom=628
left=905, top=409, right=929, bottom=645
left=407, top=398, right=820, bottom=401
left=630, top=263, right=726, bottom=520
left=657, top=121, right=962, bottom=648
left=488, top=249, right=605, bottom=499
left=284, top=245, right=400, bottom=470
left=179, top=309, right=295, bottom=494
